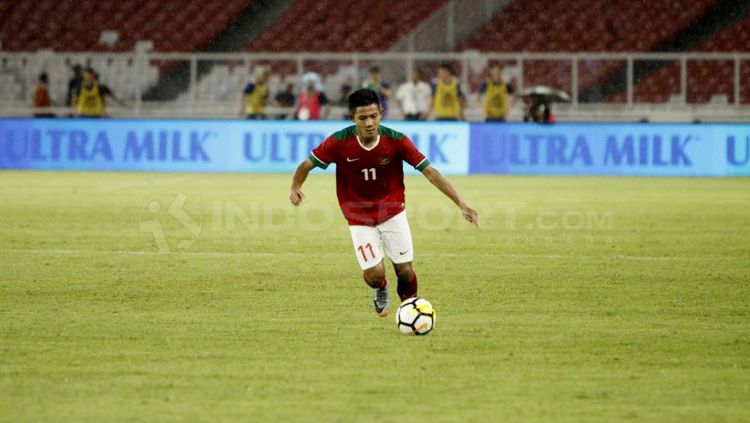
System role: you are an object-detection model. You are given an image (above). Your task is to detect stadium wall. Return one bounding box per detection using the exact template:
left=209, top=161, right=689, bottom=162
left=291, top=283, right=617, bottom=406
left=0, top=119, right=748, bottom=177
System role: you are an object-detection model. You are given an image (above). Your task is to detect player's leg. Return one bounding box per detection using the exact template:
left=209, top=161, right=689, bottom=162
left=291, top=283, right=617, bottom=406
left=392, top=261, right=417, bottom=302
left=362, top=261, right=386, bottom=288
left=349, top=224, right=390, bottom=316
left=378, top=211, right=418, bottom=301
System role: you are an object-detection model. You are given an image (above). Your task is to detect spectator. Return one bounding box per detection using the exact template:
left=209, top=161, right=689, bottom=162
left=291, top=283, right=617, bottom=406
left=33, top=73, right=54, bottom=118
left=334, top=83, right=354, bottom=120
left=93, top=70, right=125, bottom=108
left=361, top=66, right=392, bottom=118
left=480, top=64, right=514, bottom=122
left=72, top=67, right=106, bottom=117
left=274, top=83, right=296, bottom=120
left=395, top=69, right=431, bottom=121
left=523, top=99, right=555, bottom=124
left=296, top=72, right=329, bottom=120
left=430, top=62, right=465, bottom=121
left=66, top=64, right=83, bottom=112
left=239, top=69, right=274, bottom=119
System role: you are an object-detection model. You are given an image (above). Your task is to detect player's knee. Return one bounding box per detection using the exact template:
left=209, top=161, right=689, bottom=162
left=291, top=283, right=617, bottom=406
left=363, top=262, right=386, bottom=287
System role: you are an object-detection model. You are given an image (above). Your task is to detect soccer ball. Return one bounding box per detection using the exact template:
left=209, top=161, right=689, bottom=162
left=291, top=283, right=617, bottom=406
left=396, top=297, right=435, bottom=335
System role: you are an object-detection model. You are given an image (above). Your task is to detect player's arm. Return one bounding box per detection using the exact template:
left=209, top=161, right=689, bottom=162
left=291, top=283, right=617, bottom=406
left=394, top=86, right=404, bottom=115
left=238, top=92, right=247, bottom=117
left=320, top=93, right=330, bottom=119
left=421, top=165, right=478, bottom=226
left=239, top=83, right=254, bottom=117
left=427, top=83, right=437, bottom=119
left=478, top=81, right=487, bottom=104
left=457, top=83, right=466, bottom=121
left=71, top=93, right=79, bottom=116
left=268, top=91, right=280, bottom=108
left=379, top=82, right=392, bottom=97
left=290, top=159, right=316, bottom=206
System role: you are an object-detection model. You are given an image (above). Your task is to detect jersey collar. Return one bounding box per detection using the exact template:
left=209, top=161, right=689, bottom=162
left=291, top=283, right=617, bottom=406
left=356, top=135, right=380, bottom=151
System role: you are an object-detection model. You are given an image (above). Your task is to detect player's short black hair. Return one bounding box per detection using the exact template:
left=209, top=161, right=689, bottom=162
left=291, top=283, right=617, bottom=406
left=348, top=88, right=380, bottom=114
left=369, top=65, right=381, bottom=73
left=439, top=61, right=454, bottom=74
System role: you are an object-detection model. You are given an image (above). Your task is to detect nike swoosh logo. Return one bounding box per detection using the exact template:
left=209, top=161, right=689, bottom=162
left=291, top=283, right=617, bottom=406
left=399, top=250, right=409, bottom=255
left=346, top=157, right=360, bottom=162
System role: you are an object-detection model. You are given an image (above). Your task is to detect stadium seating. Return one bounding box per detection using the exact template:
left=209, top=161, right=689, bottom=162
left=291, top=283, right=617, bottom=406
left=0, top=0, right=252, bottom=103
left=462, top=0, right=718, bottom=52
left=248, top=0, right=448, bottom=52
left=622, top=13, right=750, bottom=104
left=459, top=0, right=719, bottom=95
left=0, top=0, right=251, bottom=52
left=183, top=0, right=450, bottom=104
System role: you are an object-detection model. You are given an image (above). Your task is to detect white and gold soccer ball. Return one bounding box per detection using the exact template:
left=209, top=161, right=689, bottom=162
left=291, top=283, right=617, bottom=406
left=396, top=297, right=435, bottom=335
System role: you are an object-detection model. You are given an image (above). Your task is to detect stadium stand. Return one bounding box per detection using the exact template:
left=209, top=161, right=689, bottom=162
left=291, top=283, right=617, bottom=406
left=186, top=0, right=450, bottom=103
left=461, top=0, right=718, bottom=52
left=621, top=13, right=750, bottom=104
left=0, top=0, right=252, bottom=103
left=459, top=0, right=720, bottom=95
left=0, top=0, right=251, bottom=52
left=248, top=0, right=448, bottom=52
left=0, top=0, right=746, bottom=119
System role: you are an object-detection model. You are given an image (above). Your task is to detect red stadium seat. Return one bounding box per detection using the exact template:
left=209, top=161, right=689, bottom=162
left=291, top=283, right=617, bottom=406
left=0, top=0, right=252, bottom=52
left=624, top=13, right=750, bottom=104
left=459, top=0, right=720, bottom=98
left=247, top=0, right=448, bottom=52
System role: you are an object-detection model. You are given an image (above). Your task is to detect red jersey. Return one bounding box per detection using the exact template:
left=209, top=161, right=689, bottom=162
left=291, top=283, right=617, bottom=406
left=310, top=125, right=430, bottom=226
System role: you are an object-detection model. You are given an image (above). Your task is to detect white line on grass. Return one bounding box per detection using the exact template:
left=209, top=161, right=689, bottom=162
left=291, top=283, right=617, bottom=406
left=0, top=248, right=683, bottom=261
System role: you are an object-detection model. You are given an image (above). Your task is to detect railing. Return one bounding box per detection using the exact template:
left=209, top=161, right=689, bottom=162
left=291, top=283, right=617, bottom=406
left=1, top=50, right=749, bottom=120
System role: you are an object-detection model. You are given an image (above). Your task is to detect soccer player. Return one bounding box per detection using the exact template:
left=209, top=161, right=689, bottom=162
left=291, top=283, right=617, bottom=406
left=239, top=69, right=272, bottom=119
left=72, top=67, right=106, bottom=118
left=430, top=62, right=466, bottom=121
left=290, top=89, right=478, bottom=316
left=361, top=66, right=392, bottom=119
left=480, top=63, right=515, bottom=122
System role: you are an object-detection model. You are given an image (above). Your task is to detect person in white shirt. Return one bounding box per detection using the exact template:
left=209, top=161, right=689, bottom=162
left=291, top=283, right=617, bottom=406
left=395, top=69, right=432, bottom=121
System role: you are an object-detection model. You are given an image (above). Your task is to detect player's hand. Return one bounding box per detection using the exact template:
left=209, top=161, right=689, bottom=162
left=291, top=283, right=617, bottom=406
left=289, top=188, right=305, bottom=206
left=460, top=202, right=478, bottom=226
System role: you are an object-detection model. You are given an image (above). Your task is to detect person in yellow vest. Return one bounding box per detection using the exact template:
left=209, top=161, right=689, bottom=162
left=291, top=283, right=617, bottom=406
left=480, top=63, right=515, bottom=122
left=430, top=62, right=466, bottom=121
left=239, top=69, right=275, bottom=119
left=72, top=67, right=106, bottom=118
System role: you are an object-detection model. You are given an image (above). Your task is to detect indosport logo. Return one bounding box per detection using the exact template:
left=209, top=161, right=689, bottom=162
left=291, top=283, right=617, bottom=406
left=139, top=193, right=202, bottom=253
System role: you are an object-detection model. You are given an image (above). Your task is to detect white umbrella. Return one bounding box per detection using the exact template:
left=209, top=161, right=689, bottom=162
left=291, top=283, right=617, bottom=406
left=520, top=86, right=571, bottom=103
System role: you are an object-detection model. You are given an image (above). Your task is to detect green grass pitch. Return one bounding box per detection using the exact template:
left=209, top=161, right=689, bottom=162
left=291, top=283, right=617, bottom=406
left=1, top=171, right=748, bottom=422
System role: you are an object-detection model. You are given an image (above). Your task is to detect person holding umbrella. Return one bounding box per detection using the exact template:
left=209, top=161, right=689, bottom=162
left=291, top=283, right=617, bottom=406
left=520, top=86, right=570, bottom=124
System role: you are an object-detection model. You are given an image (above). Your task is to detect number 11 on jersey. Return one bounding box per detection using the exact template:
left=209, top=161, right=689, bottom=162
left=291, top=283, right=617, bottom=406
left=361, top=168, right=376, bottom=181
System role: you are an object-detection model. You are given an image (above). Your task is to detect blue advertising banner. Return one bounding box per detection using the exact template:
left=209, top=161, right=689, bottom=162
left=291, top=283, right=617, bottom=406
left=1, top=119, right=748, bottom=176
left=469, top=123, right=750, bottom=176
left=0, top=119, right=470, bottom=175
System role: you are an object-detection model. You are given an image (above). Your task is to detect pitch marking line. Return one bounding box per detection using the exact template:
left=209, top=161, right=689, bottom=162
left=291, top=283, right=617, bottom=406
left=0, top=248, right=683, bottom=261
